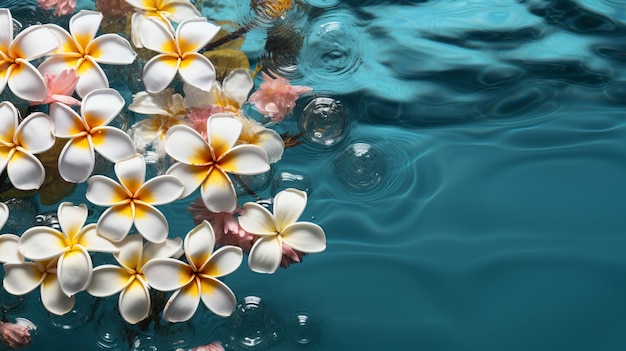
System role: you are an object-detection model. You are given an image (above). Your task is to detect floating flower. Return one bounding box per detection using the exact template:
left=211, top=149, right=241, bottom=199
left=139, top=17, right=220, bottom=93
left=143, top=221, right=243, bottom=322
left=235, top=114, right=284, bottom=164
left=0, top=203, right=23, bottom=264
left=0, top=102, right=55, bottom=190
left=238, top=188, right=326, bottom=274
left=50, top=88, right=135, bottom=183
left=30, top=69, right=81, bottom=107
left=86, top=154, right=185, bottom=243
left=165, top=114, right=270, bottom=213
left=17, top=202, right=119, bottom=297
left=0, top=9, right=59, bottom=101
left=248, top=72, right=312, bottom=122
left=88, top=234, right=183, bottom=324
left=38, top=0, right=76, bottom=16
left=39, top=10, right=136, bottom=97
left=183, top=68, right=254, bottom=115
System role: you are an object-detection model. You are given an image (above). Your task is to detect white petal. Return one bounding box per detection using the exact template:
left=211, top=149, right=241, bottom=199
left=142, top=55, right=180, bottom=93
left=87, top=34, right=136, bottom=64
left=0, top=101, right=18, bottom=143
left=114, top=154, right=145, bottom=195
left=136, top=175, right=183, bottom=205
left=162, top=1, right=201, bottom=23
left=114, top=234, right=143, bottom=270
left=281, top=222, right=326, bottom=253
left=138, top=17, right=177, bottom=54
left=166, top=162, right=208, bottom=198
left=7, top=60, right=48, bottom=101
left=252, top=129, right=285, bottom=164
left=165, top=125, right=212, bottom=165
left=43, top=24, right=78, bottom=55
left=69, top=10, right=103, bottom=49
left=41, top=274, right=75, bottom=315
left=50, top=102, right=87, bottom=138
left=202, top=246, right=242, bottom=278
left=238, top=202, right=277, bottom=235
left=76, top=223, right=119, bottom=253
left=183, top=221, right=214, bottom=271
left=129, top=90, right=172, bottom=115
left=218, top=145, right=270, bottom=175
left=0, top=234, right=23, bottom=263
left=163, top=280, right=200, bottom=322
left=57, top=202, right=88, bottom=238
left=178, top=53, right=215, bottom=92
left=3, top=262, right=43, bottom=295
left=142, top=237, right=183, bottom=265
left=18, top=227, right=67, bottom=261
left=0, top=202, right=7, bottom=229
left=57, top=246, right=93, bottom=296
left=223, top=69, right=253, bottom=107
left=176, top=18, right=219, bottom=53
left=142, top=257, right=193, bottom=291
left=200, top=168, right=237, bottom=213
left=58, top=136, right=96, bottom=183
left=0, top=9, right=13, bottom=52
left=273, top=188, right=307, bottom=230
left=10, top=25, right=59, bottom=60
left=81, top=88, right=125, bottom=128
left=75, top=57, right=109, bottom=98
left=91, top=126, right=136, bottom=162
left=86, top=175, right=129, bottom=206
left=248, top=236, right=282, bottom=274
left=207, top=114, right=241, bottom=158
left=38, top=55, right=81, bottom=78
left=87, top=265, right=131, bottom=297
left=8, top=150, right=45, bottom=190
left=119, top=278, right=151, bottom=324
left=15, top=112, right=54, bottom=154
left=134, top=203, right=169, bottom=243
left=96, top=203, right=134, bottom=242
left=199, top=276, right=237, bottom=317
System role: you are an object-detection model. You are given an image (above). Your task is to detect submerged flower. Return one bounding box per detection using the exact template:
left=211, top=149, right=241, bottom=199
left=50, top=88, right=135, bottom=183
left=0, top=9, right=59, bottom=101
left=86, top=154, right=185, bottom=243
left=39, top=10, right=136, bottom=97
left=88, top=234, right=183, bottom=324
left=248, top=72, right=312, bottom=122
left=238, top=188, right=326, bottom=274
left=30, top=69, right=81, bottom=107
left=18, top=202, right=119, bottom=297
left=139, top=17, right=220, bottom=93
left=143, top=221, right=242, bottom=322
left=38, top=0, right=76, bottom=16
left=0, top=102, right=55, bottom=190
left=165, top=114, right=270, bottom=213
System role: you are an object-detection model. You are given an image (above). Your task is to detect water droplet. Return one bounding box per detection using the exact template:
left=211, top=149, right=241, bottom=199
left=225, top=296, right=281, bottom=350
left=298, top=97, right=350, bottom=148
left=287, top=313, right=318, bottom=348
left=271, top=171, right=313, bottom=197
left=332, top=142, right=386, bottom=192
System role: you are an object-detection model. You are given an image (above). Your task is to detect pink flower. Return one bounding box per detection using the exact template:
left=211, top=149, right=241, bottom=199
left=188, top=341, right=225, bottom=351
left=248, top=72, right=312, bottom=122
left=187, top=106, right=225, bottom=139
left=38, top=0, right=76, bottom=16
left=280, top=243, right=306, bottom=269
left=31, top=69, right=81, bottom=106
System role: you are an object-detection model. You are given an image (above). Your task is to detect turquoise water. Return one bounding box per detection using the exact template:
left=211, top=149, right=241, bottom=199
left=2, top=0, right=626, bottom=350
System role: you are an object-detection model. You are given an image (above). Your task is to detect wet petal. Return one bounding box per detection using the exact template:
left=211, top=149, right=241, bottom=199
left=87, top=34, right=136, bottom=64
left=57, top=202, right=88, bottom=238
left=223, top=69, right=253, bottom=107
left=0, top=101, right=18, bottom=143
left=281, top=222, right=326, bottom=253
left=166, top=162, right=209, bottom=198
left=143, top=55, right=180, bottom=93
left=50, top=102, right=87, bottom=138
left=38, top=55, right=82, bottom=77
left=0, top=234, right=23, bottom=263
left=76, top=223, right=119, bottom=253
left=142, top=257, right=194, bottom=291
left=10, top=25, right=59, bottom=60
left=162, top=1, right=201, bottom=23
left=238, top=202, right=277, bottom=235
left=134, top=203, right=169, bottom=243
left=178, top=52, right=215, bottom=92
left=69, top=10, right=102, bottom=49
left=43, top=24, right=79, bottom=54
left=18, top=227, right=67, bottom=261
left=15, top=112, right=54, bottom=154
left=248, top=236, right=282, bottom=274
left=184, top=221, right=215, bottom=271
left=200, top=168, right=237, bottom=213
left=199, top=277, right=236, bottom=317
left=119, top=278, right=151, bottom=324
left=207, top=114, right=241, bottom=158
left=165, top=125, right=212, bottom=165
left=201, top=246, right=242, bottom=278
left=57, top=246, right=93, bottom=296
left=41, top=273, right=75, bottom=315
left=138, top=17, right=177, bottom=54
left=58, top=136, right=95, bottom=183
left=176, top=18, right=219, bottom=53
left=136, top=175, right=184, bottom=205
left=142, top=237, right=183, bottom=265
left=129, top=90, right=171, bottom=115
left=7, top=149, right=45, bottom=190
left=114, top=154, right=145, bottom=195
left=253, top=129, right=284, bottom=164
left=114, top=234, right=143, bottom=270
left=218, top=145, right=269, bottom=175
left=7, top=60, right=48, bottom=101
left=82, top=88, right=125, bottom=128
left=0, top=202, right=6, bottom=229
left=97, top=203, right=135, bottom=242
left=75, top=57, right=109, bottom=98
left=163, top=280, right=200, bottom=322
left=86, top=175, right=129, bottom=206
left=0, top=9, right=12, bottom=52
left=87, top=265, right=131, bottom=296
left=3, top=262, right=43, bottom=295
left=273, top=188, right=307, bottom=230
left=91, top=126, right=136, bottom=162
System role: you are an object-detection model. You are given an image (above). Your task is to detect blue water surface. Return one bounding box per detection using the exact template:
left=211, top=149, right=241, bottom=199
left=2, top=0, right=626, bottom=350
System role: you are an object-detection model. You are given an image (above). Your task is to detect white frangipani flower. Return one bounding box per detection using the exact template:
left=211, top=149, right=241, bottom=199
left=50, top=88, right=135, bottom=183
left=143, top=221, right=242, bottom=322
left=183, top=68, right=254, bottom=113
left=239, top=189, right=326, bottom=274
left=139, top=16, right=220, bottom=93
left=88, top=234, right=183, bottom=324
left=39, top=10, right=136, bottom=97
left=0, top=8, right=59, bottom=101
left=0, top=101, right=55, bottom=190
left=86, top=154, right=184, bottom=243
left=18, top=202, right=119, bottom=297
